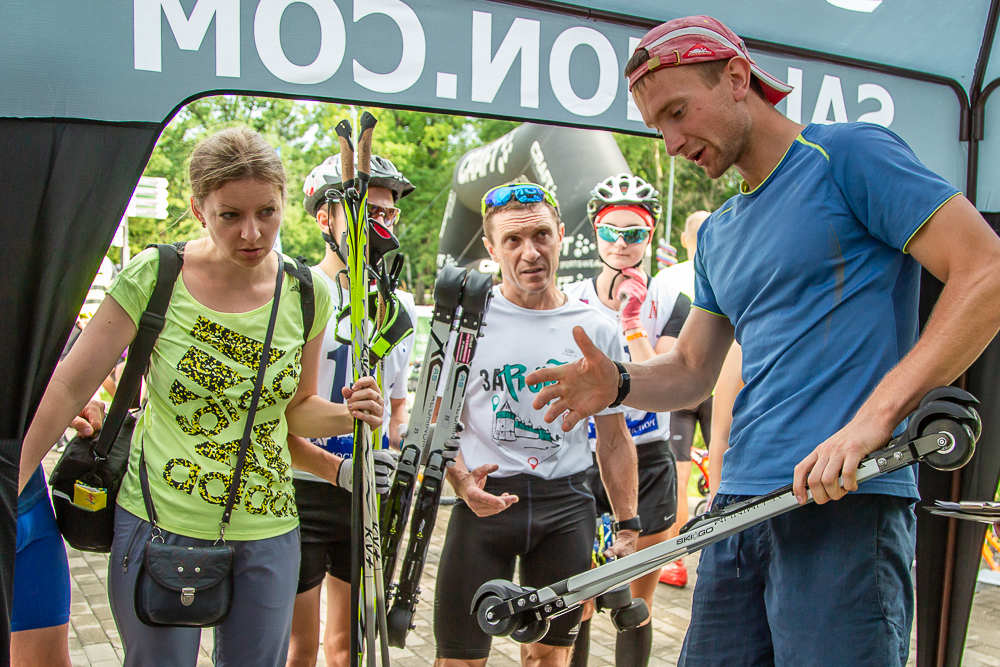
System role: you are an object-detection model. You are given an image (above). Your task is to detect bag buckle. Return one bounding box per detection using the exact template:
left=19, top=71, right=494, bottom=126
left=215, top=521, right=228, bottom=546
left=181, top=587, right=195, bottom=606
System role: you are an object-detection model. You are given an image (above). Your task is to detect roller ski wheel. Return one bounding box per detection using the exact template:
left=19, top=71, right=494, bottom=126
left=923, top=418, right=976, bottom=472
left=610, top=599, right=649, bottom=632
left=386, top=606, right=413, bottom=648
left=595, top=585, right=632, bottom=612
left=475, top=595, right=519, bottom=637
left=473, top=580, right=527, bottom=637
left=511, top=616, right=551, bottom=644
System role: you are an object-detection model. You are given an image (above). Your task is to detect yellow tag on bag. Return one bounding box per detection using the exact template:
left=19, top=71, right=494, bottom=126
left=73, top=481, right=107, bottom=512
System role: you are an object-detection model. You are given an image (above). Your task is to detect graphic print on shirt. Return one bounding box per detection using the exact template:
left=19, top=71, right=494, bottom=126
left=163, top=315, right=300, bottom=518
left=482, top=361, right=564, bottom=469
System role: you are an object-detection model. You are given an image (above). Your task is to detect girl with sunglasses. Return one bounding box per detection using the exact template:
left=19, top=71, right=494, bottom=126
left=563, top=173, right=692, bottom=667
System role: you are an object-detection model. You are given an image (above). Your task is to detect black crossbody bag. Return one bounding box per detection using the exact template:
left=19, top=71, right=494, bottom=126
left=49, top=244, right=184, bottom=552
left=133, top=253, right=285, bottom=628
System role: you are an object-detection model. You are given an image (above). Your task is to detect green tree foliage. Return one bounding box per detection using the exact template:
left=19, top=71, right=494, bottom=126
left=614, top=134, right=741, bottom=264
left=124, top=96, right=738, bottom=298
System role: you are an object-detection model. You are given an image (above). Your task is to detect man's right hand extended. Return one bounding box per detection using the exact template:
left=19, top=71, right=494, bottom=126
left=527, top=327, right=619, bottom=432
left=455, top=463, right=518, bottom=517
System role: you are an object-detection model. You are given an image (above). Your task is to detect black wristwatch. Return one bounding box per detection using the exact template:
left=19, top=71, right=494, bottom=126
left=609, top=360, right=631, bottom=409
left=612, top=516, right=642, bottom=533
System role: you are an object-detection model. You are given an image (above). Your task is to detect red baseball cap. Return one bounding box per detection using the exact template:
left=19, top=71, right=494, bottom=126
left=627, top=15, right=793, bottom=106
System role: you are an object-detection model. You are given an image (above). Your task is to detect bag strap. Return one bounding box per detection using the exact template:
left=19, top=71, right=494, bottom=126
left=220, top=254, right=284, bottom=532
left=93, top=244, right=182, bottom=460
left=138, top=253, right=285, bottom=541
left=282, top=255, right=314, bottom=343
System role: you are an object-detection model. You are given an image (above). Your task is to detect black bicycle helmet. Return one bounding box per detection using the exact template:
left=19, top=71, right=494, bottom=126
left=303, top=154, right=415, bottom=218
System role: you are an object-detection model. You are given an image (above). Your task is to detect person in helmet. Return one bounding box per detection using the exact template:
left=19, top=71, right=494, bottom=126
left=563, top=173, right=691, bottom=667
left=287, top=153, right=417, bottom=667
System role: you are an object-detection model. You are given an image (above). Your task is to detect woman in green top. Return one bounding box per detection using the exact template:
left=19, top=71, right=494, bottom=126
left=18, top=127, right=385, bottom=666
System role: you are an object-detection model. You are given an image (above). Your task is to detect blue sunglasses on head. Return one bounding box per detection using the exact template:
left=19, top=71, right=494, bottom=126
left=481, top=183, right=559, bottom=215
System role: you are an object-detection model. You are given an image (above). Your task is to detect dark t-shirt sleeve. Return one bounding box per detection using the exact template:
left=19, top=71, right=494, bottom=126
left=827, top=123, right=960, bottom=252
left=660, top=292, right=691, bottom=339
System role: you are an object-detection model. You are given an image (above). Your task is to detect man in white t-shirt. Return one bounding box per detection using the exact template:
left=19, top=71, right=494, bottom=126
left=287, top=155, right=416, bottom=667
left=434, top=182, right=639, bottom=667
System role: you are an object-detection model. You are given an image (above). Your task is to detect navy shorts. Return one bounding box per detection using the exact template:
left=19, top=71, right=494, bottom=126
left=13, top=494, right=71, bottom=632
left=679, top=492, right=916, bottom=667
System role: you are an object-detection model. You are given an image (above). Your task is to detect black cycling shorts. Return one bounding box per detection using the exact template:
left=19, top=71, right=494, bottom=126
left=670, top=395, right=713, bottom=462
left=588, top=439, right=677, bottom=537
left=434, top=472, right=596, bottom=659
left=294, top=478, right=353, bottom=592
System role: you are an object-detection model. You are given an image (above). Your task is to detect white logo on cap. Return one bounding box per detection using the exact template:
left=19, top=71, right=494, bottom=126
left=684, top=44, right=716, bottom=58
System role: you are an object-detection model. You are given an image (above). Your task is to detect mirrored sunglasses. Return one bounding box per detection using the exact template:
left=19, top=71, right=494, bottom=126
left=367, top=203, right=400, bottom=227
left=595, top=224, right=651, bottom=245
left=481, top=183, right=559, bottom=215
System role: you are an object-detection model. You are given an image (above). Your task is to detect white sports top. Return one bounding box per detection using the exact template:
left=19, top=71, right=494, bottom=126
left=564, top=273, right=690, bottom=447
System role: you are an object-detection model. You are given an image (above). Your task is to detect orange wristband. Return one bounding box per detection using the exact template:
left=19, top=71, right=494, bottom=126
left=625, top=330, right=647, bottom=342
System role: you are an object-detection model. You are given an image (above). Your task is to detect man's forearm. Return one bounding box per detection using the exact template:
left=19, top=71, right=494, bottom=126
left=858, top=267, right=1000, bottom=434
left=625, top=348, right=720, bottom=413
left=624, top=311, right=734, bottom=414
left=595, top=417, right=638, bottom=521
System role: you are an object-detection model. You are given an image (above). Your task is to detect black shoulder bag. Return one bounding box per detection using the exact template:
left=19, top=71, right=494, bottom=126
left=133, top=254, right=284, bottom=628
left=49, top=244, right=183, bottom=553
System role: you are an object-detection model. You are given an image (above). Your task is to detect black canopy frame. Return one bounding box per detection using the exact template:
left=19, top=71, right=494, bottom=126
left=3, top=3, right=1000, bottom=666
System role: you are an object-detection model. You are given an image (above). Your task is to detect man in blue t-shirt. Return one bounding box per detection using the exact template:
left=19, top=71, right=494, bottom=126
left=526, top=14, right=1000, bottom=667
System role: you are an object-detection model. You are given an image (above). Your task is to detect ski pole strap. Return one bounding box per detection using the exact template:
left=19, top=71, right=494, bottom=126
left=94, top=243, right=182, bottom=460
left=370, top=292, right=414, bottom=361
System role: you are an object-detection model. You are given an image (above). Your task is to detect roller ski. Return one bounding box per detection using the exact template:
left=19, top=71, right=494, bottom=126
left=383, top=268, right=495, bottom=648
left=337, top=111, right=393, bottom=667
left=380, top=263, right=466, bottom=586
left=472, top=386, right=982, bottom=642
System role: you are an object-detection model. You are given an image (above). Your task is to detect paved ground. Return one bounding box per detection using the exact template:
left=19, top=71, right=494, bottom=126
left=45, top=443, right=1000, bottom=666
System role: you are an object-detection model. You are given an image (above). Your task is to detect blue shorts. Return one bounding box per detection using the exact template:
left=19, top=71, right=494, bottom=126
left=679, top=493, right=916, bottom=667
left=13, top=494, right=71, bottom=632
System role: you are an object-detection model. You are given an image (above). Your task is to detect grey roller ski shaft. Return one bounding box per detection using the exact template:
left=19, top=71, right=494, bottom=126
left=473, top=388, right=981, bottom=639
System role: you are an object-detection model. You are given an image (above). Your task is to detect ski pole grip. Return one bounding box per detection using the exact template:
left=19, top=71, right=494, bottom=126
left=357, top=111, right=378, bottom=179
left=335, top=120, right=355, bottom=185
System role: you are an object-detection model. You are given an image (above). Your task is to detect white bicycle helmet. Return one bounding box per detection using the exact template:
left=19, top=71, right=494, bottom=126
left=303, top=154, right=415, bottom=218
left=587, top=173, right=662, bottom=224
